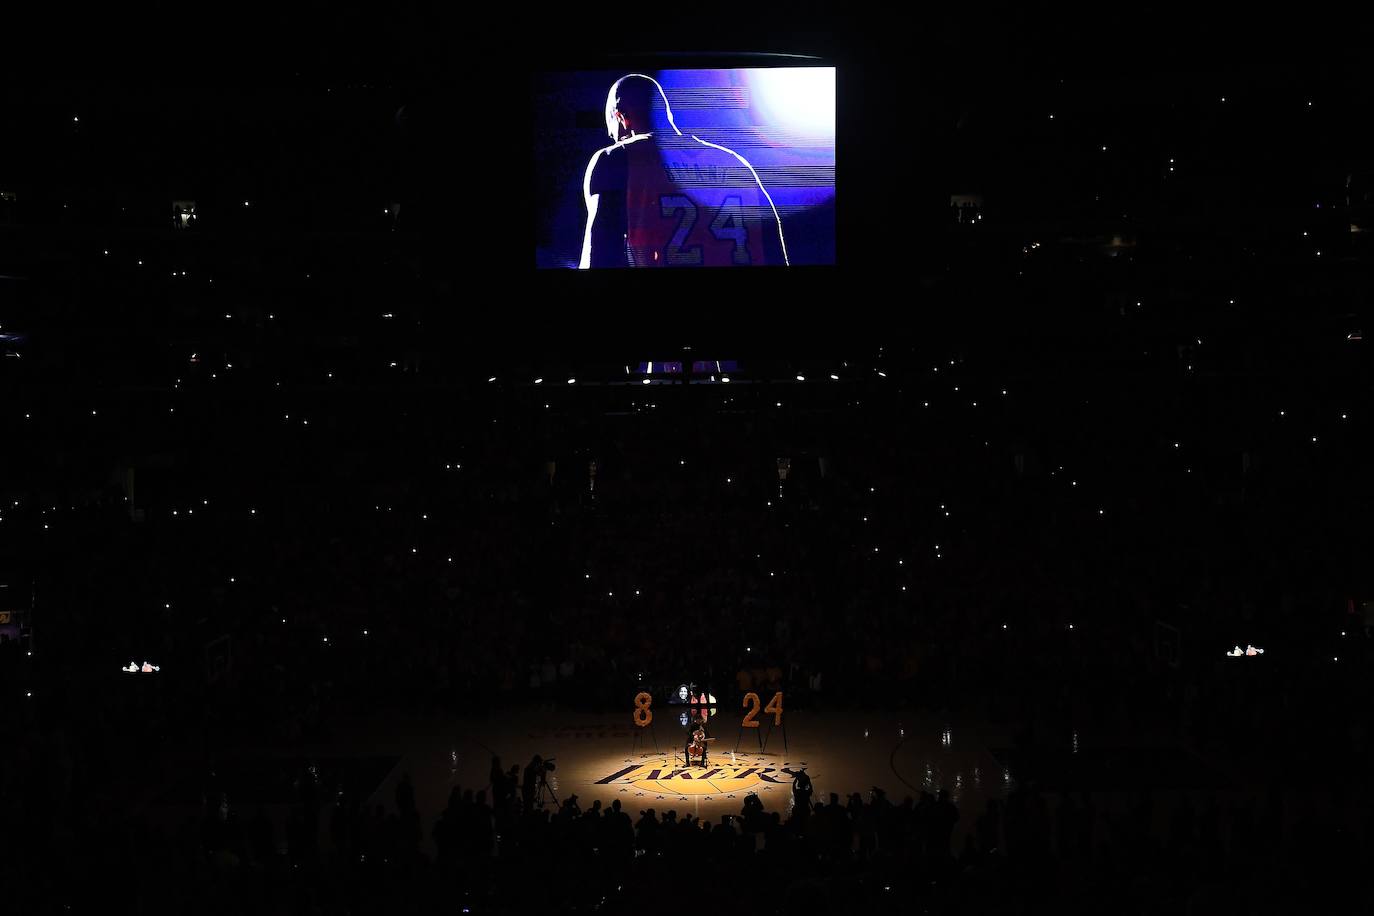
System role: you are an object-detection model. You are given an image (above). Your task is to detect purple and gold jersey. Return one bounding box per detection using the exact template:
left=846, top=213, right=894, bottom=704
left=587, top=133, right=785, bottom=267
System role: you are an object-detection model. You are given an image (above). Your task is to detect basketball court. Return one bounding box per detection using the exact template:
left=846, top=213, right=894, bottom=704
left=128, top=696, right=1244, bottom=856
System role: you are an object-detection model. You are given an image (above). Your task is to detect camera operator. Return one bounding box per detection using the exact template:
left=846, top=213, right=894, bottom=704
left=792, top=770, right=814, bottom=824
left=522, top=754, right=543, bottom=810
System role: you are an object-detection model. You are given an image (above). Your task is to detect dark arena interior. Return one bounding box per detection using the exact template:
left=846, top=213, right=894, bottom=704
left=3, top=8, right=1374, bottom=915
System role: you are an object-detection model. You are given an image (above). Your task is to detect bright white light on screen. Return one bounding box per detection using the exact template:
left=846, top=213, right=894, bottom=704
left=747, top=68, right=836, bottom=139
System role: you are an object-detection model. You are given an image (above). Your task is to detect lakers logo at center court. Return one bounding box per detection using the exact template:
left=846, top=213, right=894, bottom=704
left=595, top=755, right=806, bottom=796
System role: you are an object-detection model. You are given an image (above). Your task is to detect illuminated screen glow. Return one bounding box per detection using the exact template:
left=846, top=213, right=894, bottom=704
left=534, top=68, right=836, bottom=268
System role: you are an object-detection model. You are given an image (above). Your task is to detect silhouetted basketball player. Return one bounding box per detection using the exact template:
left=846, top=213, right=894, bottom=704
left=580, top=74, right=789, bottom=268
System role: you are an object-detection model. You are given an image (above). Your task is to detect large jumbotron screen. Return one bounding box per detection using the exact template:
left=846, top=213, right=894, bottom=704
left=533, top=67, right=836, bottom=268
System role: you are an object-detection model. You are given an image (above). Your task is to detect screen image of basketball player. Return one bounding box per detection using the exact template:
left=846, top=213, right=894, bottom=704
left=533, top=68, right=836, bottom=268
